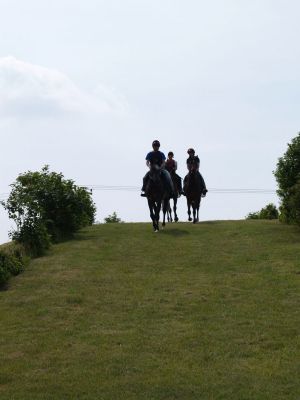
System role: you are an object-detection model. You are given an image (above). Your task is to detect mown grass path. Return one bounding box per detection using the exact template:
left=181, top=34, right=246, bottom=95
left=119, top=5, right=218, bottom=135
left=1, top=221, right=300, bottom=399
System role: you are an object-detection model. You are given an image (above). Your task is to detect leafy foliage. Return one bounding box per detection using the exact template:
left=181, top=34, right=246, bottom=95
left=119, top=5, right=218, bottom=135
left=12, top=217, right=51, bottom=257
left=274, top=133, right=300, bottom=224
left=259, top=203, right=279, bottom=219
left=246, top=211, right=260, bottom=220
left=104, top=211, right=121, bottom=223
left=0, top=245, right=26, bottom=286
left=1, top=166, right=96, bottom=255
left=246, top=203, right=279, bottom=220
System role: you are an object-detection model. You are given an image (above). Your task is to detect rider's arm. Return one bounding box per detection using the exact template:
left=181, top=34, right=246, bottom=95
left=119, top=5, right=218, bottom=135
left=174, top=161, right=178, bottom=171
left=161, top=160, right=166, bottom=169
left=145, top=152, right=152, bottom=168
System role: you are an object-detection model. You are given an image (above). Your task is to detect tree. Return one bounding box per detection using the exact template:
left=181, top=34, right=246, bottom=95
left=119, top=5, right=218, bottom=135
left=246, top=203, right=278, bottom=220
left=259, top=203, right=279, bottom=219
left=1, top=166, right=96, bottom=255
left=274, top=133, right=300, bottom=224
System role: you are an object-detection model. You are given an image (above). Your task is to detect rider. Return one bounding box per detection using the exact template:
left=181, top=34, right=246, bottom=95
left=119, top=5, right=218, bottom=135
left=141, top=140, right=174, bottom=197
left=183, top=148, right=207, bottom=195
left=165, top=151, right=184, bottom=196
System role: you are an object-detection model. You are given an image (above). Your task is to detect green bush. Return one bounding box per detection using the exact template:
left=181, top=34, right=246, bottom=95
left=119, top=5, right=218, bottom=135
left=246, top=211, right=260, bottom=220
left=1, top=166, right=96, bottom=255
left=259, top=203, right=279, bottom=220
left=0, top=246, right=26, bottom=286
left=0, top=262, right=10, bottom=286
left=274, top=133, right=300, bottom=224
left=246, top=203, right=279, bottom=220
left=12, top=217, right=51, bottom=257
left=104, top=212, right=121, bottom=223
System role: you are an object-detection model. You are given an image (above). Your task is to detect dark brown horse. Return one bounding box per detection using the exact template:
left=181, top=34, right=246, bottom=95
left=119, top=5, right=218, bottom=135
left=184, top=167, right=206, bottom=223
left=145, top=165, right=170, bottom=232
left=166, top=172, right=180, bottom=223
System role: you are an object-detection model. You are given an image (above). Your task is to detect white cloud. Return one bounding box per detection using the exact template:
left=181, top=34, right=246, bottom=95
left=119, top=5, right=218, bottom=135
left=0, top=56, right=128, bottom=118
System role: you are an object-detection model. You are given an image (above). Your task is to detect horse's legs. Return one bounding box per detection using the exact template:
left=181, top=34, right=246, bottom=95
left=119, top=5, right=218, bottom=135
left=162, top=199, right=169, bottom=227
left=162, top=209, right=166, bottom=227
left=148, top=200, right=155, bottom=230
left=193, top=199, right=200, bottom=223
left=187, top=199, right=192, bottom=222
left=168, top=200, right=173, bottom=222
left=173, top=197, right=178, bottom=222
left=167, top=199, right=173, bottom=223
left=155, top=201, right=161, bottom=230
left=167, top=210, right=172, bottom=223
left=196, top=198, right=201, bottom=222
left=192, top=201, right=197, bottom=223
left=148, top=199, right=159, bottom=231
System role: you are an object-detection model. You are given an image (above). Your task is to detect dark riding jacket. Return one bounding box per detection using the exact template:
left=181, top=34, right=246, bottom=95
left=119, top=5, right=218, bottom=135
left=146, top=151, right=166, bottom=167
left=186, top=155, right=200, bottom=171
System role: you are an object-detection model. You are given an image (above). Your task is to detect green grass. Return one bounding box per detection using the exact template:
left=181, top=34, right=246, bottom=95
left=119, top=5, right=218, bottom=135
left=1, top=220, right=300, bottom=399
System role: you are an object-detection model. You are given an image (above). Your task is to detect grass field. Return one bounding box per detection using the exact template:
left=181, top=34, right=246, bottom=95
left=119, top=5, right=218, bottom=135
left=1, top=220, right=300, bottom=399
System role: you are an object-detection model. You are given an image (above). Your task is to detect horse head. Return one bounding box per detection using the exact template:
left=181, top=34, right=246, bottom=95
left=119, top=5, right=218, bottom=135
left=149, top=164, right=162, bottom=184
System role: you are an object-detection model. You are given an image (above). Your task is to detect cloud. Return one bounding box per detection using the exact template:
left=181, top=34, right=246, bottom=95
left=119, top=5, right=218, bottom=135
left=0, top=56, right=128, bottom=118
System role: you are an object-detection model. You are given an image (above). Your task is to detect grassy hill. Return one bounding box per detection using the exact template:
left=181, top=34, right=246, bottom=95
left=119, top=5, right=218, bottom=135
left=1, top=220, right=300, bottom=399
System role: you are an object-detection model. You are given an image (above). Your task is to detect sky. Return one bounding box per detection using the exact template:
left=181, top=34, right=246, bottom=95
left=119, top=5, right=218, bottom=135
left=1, top=0, right=299, bottom=243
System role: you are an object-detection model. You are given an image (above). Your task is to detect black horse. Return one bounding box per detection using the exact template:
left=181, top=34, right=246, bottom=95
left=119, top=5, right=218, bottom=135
left=167, top=172, right=180, bottom=223
left=145, top=165, right=170, bottom=232
left=184, top=167, right=206, bottom=224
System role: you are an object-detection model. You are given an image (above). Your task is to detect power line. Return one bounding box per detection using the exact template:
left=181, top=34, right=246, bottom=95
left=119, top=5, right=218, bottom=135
left=80, top=184, right=277, bottom=194
left=0, top=186, right=278, bottom=198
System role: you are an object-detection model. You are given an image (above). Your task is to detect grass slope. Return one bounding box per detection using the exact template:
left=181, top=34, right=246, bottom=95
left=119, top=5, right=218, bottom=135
left=1, top=221, right=300, bottom=400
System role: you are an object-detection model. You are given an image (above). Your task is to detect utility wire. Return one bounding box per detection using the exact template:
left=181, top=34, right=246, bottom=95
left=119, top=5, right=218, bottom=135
left=0, top=186, right=278, bottom=198
left=79, top=184, right=277, bottom=194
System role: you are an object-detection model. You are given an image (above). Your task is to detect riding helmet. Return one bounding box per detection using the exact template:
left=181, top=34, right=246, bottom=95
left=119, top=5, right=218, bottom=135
left=187, top=148, right=195, bottom=154
left=152, top=140, right=160, bottom=147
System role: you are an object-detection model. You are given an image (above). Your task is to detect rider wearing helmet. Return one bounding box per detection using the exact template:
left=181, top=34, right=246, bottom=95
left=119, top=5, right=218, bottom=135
left=141, top=140, right=174, bottom=196
left=165, top=151, right=184, bottom=196
left=186, top=148, right=200, bottom=171
left=146, top=140, right=165, bottom=168
left=183, top=148, right=207, bottom=195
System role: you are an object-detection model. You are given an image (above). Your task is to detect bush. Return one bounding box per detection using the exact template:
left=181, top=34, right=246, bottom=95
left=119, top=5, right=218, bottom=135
left=1, top=165, right=96, bottom=255
left=0, top=261, right=10, bottom=286
left=274, top=133, right=300, bottom=224
left=259, top=203, right=279, bottom=220
left=0, top=245, right=26, bottom=286
left=246, top=211, right=260, bottom=220
left=246, top=203, right=279, bottom=220
left=12, top=217, right=51, bottom=257
left=104, top=212, right=121, bottom=223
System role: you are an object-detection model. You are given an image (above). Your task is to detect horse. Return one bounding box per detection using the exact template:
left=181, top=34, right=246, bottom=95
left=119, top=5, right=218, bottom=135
left=184, top=166, right=206, bottom=224
left=166, top=172, right=180, bottom=223
left=145, top=165, right=171, bottom=232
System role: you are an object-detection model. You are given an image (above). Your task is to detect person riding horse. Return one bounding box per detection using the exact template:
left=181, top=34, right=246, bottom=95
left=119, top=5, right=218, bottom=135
left=183, top=148, right=207, bottom=196
left=165, top=151, right=184, bottom=196
left=141, top=140, right=174, bottom=197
